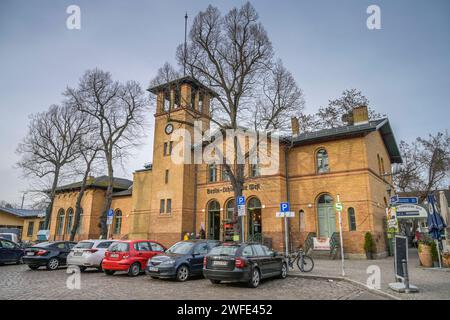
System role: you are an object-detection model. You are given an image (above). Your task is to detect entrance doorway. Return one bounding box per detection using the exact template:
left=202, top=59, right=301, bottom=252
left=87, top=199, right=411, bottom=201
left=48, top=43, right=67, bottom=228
left=208, top=200, right=221, bottom=240
left=247, top=197, right=262, bottom=242
left=317, top=194, right=336, bottom=238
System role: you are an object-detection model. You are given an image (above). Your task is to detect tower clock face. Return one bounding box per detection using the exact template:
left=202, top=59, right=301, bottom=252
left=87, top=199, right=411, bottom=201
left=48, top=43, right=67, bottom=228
left=165, top=123, right=174, bottom=135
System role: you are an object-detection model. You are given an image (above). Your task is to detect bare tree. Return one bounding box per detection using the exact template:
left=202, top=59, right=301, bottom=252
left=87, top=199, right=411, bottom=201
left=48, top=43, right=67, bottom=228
left=16, top=104, right=87, bottom=228
left=394, top=131, right=450, bottom=200
left=312, top=89, right=384, bottom=129
left=64, top=69, right=148, bottom=238
left=251, top=60, right=305, bottom=132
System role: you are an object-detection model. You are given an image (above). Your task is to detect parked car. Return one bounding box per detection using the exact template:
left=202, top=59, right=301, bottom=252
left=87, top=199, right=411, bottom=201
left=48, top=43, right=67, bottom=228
left=102, top=240, right=166, bottom=277
left=0, top=239, right=24, bottom=265
left=22, top=241, right=77, bottom=270
left=0, top=232, right=19, bottom=244
left=146, top=240, right=220, bottom=282
left=203, top=242, right=288, bottom=288
left=67, top=239, right=115, bottom=272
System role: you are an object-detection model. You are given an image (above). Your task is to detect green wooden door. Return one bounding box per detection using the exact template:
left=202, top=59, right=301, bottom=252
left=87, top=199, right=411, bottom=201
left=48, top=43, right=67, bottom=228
left=318, top=204, right=336, bottom=238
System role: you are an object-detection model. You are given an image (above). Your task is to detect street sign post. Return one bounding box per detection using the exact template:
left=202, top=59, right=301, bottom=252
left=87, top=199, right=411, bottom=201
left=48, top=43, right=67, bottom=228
left=335, top=195, right=345, bottom=277
left=237, top=196, right=245, bottom=242
left=280, top=202, right=291, bottom=257
left=106, top=209, right=114, bottom=239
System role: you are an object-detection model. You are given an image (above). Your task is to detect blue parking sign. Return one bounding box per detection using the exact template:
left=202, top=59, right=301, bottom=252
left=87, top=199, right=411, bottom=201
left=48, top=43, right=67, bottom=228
left=280, top=202, right=290, bottom=213
left=237, top=196, right=245, bottom=206
left=107, top=209, right=114, bottom=218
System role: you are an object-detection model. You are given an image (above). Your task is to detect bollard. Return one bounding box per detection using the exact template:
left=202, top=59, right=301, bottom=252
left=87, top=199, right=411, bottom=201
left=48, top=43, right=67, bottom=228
left=402, top=259, right=410, bottom=293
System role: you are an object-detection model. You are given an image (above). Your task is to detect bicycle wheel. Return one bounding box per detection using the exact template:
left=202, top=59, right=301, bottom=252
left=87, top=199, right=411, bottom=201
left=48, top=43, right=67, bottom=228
left=297, top=255, right=314, bottom=272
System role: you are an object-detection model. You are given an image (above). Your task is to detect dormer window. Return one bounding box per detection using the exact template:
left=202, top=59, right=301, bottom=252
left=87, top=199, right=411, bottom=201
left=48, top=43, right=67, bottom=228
left=316, top=148, right=329, bottom=174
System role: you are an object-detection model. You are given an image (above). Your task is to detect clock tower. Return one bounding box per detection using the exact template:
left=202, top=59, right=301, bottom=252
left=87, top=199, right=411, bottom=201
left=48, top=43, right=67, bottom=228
left=142, top=76, right=215, bottom=244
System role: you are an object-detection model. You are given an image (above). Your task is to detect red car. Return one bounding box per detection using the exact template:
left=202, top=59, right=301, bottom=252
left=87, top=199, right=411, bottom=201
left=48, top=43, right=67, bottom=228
left=102, top=240, right=166, bottom=277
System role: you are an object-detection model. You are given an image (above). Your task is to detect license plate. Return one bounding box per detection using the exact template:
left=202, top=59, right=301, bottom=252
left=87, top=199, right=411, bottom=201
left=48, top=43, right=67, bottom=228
left=74, top=252, right=83, bottom=256
left=213, top=261, right=228, bottom=266
left=26, top=252, right=34, bottom=256
left=148, top=266, right=158, bottom=272
left=110, top=254, right=119, bottom=258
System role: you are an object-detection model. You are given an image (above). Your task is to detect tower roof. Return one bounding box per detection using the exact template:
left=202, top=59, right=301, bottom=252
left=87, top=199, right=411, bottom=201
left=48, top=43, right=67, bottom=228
left=147, top=76, right=218, bottom=97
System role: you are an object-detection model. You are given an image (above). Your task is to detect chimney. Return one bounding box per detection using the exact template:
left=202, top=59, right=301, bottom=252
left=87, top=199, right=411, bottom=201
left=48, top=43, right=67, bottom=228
left=291, top=117, right=300, bottom=136
left=353, top=105, right=369, bottom=125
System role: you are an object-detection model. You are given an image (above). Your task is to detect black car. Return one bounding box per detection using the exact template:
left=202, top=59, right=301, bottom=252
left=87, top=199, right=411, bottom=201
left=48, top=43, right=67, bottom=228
left=146, top=240, right=220, bottom=281
left=23, top=241, right=76, bottom=270
left=203, top=242, right=288, bottom=288
left=0, top=239, right=24, bottom=265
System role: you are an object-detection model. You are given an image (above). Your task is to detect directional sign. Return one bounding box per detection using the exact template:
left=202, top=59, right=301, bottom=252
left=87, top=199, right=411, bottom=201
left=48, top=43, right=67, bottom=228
left=334, top=202, right=343, bottom=212
left=390, top=195, right=399, bottom=204
left=237, top=196, right=245, bottom=206
left=397, top=197, right=418, bottom=204
left=280, top=202, right=290, bottom=213
left=396, top=204, right=428, bottom=219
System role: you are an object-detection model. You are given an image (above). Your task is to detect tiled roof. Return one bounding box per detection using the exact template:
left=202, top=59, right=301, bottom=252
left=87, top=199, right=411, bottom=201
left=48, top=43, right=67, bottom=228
left=112, top=187, right=133, bottom=197
left=0, top=207, right=45, bottom=218
left=55, top=176, right=132, bottom=193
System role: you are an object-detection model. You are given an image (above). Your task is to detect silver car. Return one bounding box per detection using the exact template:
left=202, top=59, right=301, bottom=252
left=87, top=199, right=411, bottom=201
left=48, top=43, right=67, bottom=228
left=67, top=240, right=115, bottom=271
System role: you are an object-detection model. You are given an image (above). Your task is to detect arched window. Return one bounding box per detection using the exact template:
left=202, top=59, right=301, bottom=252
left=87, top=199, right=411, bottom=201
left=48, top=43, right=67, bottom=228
left=56, top=209, right=65, bottom=236
left=247, top=197, right=262, bottom=242
left=225, top=199, right=234, bottom=221
left=377, top=154, right=382, bottom=176
left=66, top=208, right=74, bottom=235
left=299, top=210, right=305, bottom=232
left=316, top=149, right=329, bottom=174
left=113, top=210, right=122, bottom=235
left=76, top=208, right=84, bottom=235
left=381, top=157, right=385, bottom=176
left=348, top=207, right=357, bottom=231
left=207, top=200, right=221, bottom=240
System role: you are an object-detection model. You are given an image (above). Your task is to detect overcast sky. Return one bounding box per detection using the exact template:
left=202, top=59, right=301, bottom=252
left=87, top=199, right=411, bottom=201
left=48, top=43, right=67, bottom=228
left=0, top=0, right=449, bottom=207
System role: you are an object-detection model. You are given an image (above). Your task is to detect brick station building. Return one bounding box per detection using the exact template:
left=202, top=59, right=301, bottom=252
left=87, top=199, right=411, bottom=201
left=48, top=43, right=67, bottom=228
left=49, top=77, right=402, bottom=259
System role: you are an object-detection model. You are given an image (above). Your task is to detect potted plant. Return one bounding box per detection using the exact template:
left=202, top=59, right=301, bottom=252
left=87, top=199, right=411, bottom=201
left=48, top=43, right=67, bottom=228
left=418, top=238, right=433, bottom=267
left=442, top=251, right=450, bottom=268
left=364, top=232, right=375, bottom=260
left=431, top=242, right=440, bottom=267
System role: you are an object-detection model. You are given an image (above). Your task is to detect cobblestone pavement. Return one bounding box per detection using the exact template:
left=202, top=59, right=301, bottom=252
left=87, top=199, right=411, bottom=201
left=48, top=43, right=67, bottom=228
left=290, top=248, right=450, bottom=300
left=0, top=264, right=386, bottom=300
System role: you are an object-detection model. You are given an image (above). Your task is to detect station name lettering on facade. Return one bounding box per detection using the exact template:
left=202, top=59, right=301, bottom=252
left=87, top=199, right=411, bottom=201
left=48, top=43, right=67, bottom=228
left=207, top=183, right=261, bottom=195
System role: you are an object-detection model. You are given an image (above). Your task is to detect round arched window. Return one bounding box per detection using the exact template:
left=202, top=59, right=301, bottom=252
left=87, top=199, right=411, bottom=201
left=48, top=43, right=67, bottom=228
left=316, top=149, right=329, bottom=174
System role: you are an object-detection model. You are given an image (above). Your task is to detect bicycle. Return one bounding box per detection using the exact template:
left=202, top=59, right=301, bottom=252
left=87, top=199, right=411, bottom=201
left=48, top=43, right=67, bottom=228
left=287, top=247, right=314, bottom=272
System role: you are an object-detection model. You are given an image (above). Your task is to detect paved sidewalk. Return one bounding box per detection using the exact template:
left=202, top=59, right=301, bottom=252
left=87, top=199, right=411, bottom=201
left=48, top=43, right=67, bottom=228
left=289, top=248, right=450, bottom=300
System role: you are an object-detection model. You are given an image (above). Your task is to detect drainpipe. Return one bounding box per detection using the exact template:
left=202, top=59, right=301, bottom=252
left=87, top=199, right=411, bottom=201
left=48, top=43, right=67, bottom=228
left=284, top=139, right=294, bottom=256
left=193, top=163, right=198, bottom=236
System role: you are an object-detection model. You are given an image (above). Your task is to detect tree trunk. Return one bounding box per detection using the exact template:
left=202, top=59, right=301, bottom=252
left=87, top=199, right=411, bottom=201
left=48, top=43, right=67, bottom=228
left=44, top=166, right=60, bottom=230
left=70, top=168, right=91, bottom=241
left=100, top=157, right=114, bottom=239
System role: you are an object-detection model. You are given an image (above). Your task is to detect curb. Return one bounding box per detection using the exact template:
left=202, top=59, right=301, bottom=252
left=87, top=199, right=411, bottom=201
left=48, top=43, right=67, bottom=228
left=288, top=272, right=401, bottom=301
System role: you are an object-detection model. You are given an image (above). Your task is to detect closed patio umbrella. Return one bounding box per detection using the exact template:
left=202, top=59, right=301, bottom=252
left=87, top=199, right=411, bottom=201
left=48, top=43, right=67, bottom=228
left=427, top=194, right=447, bottom=268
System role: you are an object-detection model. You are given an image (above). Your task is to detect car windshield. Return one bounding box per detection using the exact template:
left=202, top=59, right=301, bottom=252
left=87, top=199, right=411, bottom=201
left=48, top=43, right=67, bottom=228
left=0, top=234, right=12, bottom=241
left=108, top=242, right=129, bottom=252
left=209, top=245, right=239, bottom=256
left=74, top=241, right=94, bottom=249
left=166, top=242, right=195, bottom=254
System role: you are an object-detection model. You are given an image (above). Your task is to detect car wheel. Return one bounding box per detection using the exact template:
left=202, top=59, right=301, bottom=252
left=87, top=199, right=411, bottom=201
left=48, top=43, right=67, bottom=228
left=79, top=266, right=87, bottom=272
left=104, top=269, right=115, bottom=276
left=128, top=262, right=141, bottom=277
left=176, top=265, right=189, bottom=282
left=97, top=260, right=103, bottom=272
left=279, top=263, right=288, bottom=279
left=28, top=265, right=39, bottom=270
left=248, top=268, right=260, bottom=288
left=46, top=258, right=59, bottom=271
left=210, top=279, right=221, bottom=284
